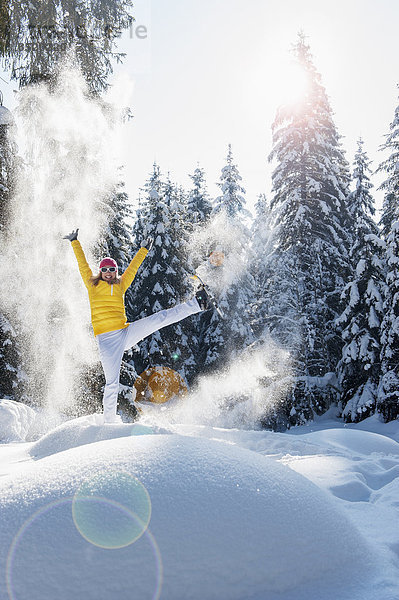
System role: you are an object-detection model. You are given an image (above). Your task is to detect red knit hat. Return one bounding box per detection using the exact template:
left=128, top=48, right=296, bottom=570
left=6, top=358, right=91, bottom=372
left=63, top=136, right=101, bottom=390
left=99, top=257, right=118, bottom=271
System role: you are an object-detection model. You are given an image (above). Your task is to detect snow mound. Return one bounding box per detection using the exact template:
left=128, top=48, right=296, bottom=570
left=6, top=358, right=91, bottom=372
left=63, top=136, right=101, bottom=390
left=0, top=400, right=36, bottom=442
left=30, top=414, right=158, bottom=458
left=298, top=428, right=399, bottom=457
left=0, top=434, right=380, bottom=600
left=346, top=414, right=399, bottom=442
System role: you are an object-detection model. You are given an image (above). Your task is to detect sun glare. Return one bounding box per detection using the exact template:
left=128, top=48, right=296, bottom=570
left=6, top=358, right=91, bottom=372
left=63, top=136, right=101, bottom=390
left=274, top=60, right=309, bottom=108
left=245, top=56, right=310, bottom=119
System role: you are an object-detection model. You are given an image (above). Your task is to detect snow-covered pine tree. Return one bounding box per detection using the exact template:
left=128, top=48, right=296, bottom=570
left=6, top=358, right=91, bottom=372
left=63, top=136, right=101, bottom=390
left=247, top=193, right=298, bottom=431
left=0, top=0, right=134, bottom=93
left=213, top=144, right=246, bottom=217
left=0, top=101, right=25, bottom=400
left=377, top=96, right=399, bottom=421
left=96, top=182, right=135, bottom=318
left=377, top=94, right=399, bottom=238
left=0, top=314, right=26, bottom=400
left=130, top=168, right=160, bottom=324
left=162, top=177, right=198, bottom=382
left=378, top=221, right=399, bottom=421
left=187, top=165, right=212, bottom=229
left=185, top=165, right=213, bottom=375
left=162, top=176, right=191, bottom=302
left=130, top=165, right=197, bottom=382
left=202, top=145, right=255, bottom=370
left=0, top=102, right=15, bottom=235
left=96, top=184, right=133, bottom=268
left=337, top=139, right=385, bottom=423
left=267, top=33, right=352, bottom=425
left=249, top=193, right=275, bottom=339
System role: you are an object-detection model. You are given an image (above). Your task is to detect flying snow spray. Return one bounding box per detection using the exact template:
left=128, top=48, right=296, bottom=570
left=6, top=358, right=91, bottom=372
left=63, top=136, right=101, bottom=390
left=139, top=209, right=293, bottom=430
left=0, top=58, right=128, bottom=429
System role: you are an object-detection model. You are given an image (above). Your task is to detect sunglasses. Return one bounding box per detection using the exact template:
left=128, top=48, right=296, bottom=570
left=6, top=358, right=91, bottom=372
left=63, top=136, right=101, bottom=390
left=100, top=266, right=117, bottom=273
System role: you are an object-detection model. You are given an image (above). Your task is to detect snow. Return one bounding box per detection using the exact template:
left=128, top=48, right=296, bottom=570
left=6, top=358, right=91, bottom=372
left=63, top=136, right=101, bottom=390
left=0, top=106, right=13, bottom=126
left=0, top=400, right=36, bottom=443
left=356, top=258, right=366, bottom=277
left=29, top=414, right=161, bottom=458
left=0, top=403, right=398, bottom=600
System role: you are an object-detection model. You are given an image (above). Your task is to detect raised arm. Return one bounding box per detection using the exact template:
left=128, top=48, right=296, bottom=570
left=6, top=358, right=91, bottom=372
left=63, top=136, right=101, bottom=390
left=120, top=248, right=148, bottom=292
left=120, top=237, right=153, bottom=292
left=63, top=229, right=93, bottom=288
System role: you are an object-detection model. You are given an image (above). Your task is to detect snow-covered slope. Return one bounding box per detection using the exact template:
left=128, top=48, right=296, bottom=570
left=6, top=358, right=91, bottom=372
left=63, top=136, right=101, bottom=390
left=0, top=406, right=398, bottom=600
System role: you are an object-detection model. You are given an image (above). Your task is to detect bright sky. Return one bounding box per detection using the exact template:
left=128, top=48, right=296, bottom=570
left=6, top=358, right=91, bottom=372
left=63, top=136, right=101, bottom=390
left=112, top=0, right=399, bottom=214
left=2, top=0, right=399, bottom=214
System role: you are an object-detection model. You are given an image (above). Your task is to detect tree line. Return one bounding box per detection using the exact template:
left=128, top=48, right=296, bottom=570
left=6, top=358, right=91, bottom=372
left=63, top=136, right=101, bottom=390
left=0, top=13, right=398, bottom=427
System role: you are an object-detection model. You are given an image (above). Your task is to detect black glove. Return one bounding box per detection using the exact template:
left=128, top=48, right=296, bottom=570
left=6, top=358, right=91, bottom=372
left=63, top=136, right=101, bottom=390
left=141, top=237, right=154, bottom=252
left=63, top=228, right=79, bottom=241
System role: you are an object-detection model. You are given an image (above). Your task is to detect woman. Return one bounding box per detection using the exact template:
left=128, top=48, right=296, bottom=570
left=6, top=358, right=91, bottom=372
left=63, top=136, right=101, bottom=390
left=64, top=228, right=209, bottom=423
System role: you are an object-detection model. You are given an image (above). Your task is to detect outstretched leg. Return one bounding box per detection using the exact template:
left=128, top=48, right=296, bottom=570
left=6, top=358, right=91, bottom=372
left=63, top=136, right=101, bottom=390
left=97, top=328, right=125, bottom=423
left=123, top=298, right=201, bottom=351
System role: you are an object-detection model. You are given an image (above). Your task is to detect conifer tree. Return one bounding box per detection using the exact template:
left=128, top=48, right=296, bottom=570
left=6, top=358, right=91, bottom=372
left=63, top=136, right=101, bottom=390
left=377, top=96, right=399, bottom=421
left=378, top=221, right=399, bottom=421
left=377, top=96, right=399, bottom=238
left=96, top=186, right=133, bottom=267
left=267, top=34, right=352, bottom=424
left=163, top=177, right=198, bottom=381
left=203, top=145, right=255, bottom=370
left=184, top=165, right=213, bottom=375
left=213, top=144, right=248, bottom=218
left=0, top=101, right=24, bottom=400
left=187, top=165, right=212, bottom=228
left=95, top=183, right=135, bottom=318
left=0, top=313, right=25, bottom=400
left=337, top=140, right=385, bottom=422
left=130, top=165, right=196, bottom=381
left=0, top=103, right=14, bottom=235
left=250, top=193, right=274, bottom=339
left=0, top=0, right=134, bottom=93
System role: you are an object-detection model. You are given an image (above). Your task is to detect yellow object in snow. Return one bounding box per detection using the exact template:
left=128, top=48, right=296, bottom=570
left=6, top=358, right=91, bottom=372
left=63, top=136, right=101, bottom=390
left=134, top=366, right=188, bottom=404
left=71, top=240, right=148, bottom=336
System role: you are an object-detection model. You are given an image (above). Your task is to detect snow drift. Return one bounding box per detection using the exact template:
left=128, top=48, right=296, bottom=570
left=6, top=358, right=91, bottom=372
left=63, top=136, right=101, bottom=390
left=0, top=425, right=381, bottom=600
left=30, top=413, right=159, bottom=458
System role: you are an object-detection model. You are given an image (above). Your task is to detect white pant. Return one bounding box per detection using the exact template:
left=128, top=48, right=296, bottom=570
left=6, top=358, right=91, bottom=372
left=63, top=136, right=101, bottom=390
left=97, top=298, right=201, bottom=422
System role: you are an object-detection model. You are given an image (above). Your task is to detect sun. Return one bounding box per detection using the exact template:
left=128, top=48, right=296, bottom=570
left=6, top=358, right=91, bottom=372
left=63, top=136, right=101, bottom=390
left=241, top=50, right=311, bottom=123
left=244, top=54, right=310, bottom=115
left=273, top=59, right=309, bottom=109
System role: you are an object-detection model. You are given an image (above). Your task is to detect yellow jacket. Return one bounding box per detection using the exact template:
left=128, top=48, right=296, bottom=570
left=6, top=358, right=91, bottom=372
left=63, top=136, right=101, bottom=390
left=71, top=240, right=148, bottom=336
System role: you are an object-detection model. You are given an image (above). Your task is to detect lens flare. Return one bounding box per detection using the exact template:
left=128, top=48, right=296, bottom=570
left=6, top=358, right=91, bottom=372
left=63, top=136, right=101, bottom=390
left=72, top=471, right=151, bottom=549
left=6, top=497, right=162, bottom=600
